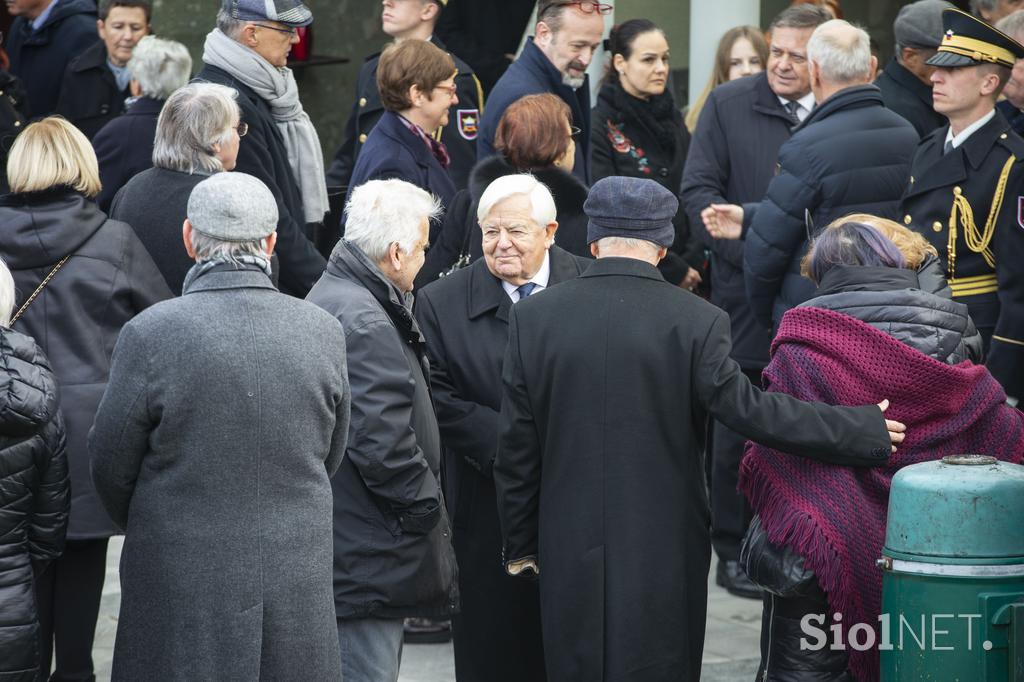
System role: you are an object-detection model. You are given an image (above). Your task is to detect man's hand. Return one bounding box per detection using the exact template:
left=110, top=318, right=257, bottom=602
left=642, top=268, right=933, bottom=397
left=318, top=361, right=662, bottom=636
left=701, top=203, right=744, bottom=240
left=878, top=399, right=906, bottom=452
left=679, top=267, right=702, bottom=292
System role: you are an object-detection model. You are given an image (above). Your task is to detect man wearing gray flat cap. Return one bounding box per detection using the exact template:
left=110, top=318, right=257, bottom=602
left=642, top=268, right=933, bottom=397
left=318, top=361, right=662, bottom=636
left=194, top=0, right=328, bottom=298
left=90, top=171, right=350, bottom=680
left=494, top=177, right=907, bottom=682
left=876, top=0, right=954, bottom=136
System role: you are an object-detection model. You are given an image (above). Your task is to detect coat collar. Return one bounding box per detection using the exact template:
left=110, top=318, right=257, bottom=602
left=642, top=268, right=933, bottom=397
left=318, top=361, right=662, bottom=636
left=578, top=256, right=663, bottom=282
left=466, top=245, right=583, bottom=322
left=882, top=57, right=933, bottom=109
left=72, top=40, right=113, bottom=73
left=751, top=71, right=797, bottom=124
left=814, top=265, right=919, bottom=297
left=182, top=265, right=277, bottom=295
left=376, top=111, right=436, bottom=170
left=796, top=84, right=882, bottom=131
left=125, top=95, right=165, bottom=116
left=904, top=109, right=1009, bottom=198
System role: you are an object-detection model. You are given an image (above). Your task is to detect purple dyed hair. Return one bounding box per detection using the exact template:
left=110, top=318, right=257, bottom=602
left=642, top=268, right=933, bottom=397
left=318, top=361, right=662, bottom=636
left=805, top=221, right=907, bottom=285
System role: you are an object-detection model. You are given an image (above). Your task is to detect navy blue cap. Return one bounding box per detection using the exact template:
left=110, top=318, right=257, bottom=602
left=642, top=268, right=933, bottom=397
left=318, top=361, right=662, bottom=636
left=584, top=176, right=677, bottom=248
left=223, top=0, right=313, bottom=28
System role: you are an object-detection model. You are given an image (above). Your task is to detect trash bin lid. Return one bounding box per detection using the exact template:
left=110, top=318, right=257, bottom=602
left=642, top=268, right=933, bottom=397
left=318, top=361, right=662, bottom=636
left=884, top=456, right=1024, bottom=561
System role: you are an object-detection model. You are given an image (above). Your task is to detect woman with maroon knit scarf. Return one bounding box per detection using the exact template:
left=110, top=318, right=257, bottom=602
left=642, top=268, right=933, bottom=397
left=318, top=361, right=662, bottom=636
left=739, top=217, right=1024, bottom=682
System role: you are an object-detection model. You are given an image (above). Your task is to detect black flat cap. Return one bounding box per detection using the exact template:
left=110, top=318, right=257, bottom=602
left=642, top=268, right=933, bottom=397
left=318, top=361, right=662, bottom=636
left=926, top=7, right=1024, bottom=68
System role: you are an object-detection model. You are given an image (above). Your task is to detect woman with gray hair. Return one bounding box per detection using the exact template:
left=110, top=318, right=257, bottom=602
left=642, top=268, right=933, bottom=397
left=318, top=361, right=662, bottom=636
left=93, top=35, right=193, bottom=212
left=110, top=82, right=245, bottom=294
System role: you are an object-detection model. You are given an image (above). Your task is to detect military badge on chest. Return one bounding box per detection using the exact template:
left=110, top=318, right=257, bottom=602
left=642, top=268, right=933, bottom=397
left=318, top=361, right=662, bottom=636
left=457, top=109, right=479, bottom=140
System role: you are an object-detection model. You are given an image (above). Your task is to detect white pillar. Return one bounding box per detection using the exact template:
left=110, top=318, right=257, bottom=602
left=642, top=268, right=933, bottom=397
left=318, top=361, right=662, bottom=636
left=688, top=0, right=760, bottom=108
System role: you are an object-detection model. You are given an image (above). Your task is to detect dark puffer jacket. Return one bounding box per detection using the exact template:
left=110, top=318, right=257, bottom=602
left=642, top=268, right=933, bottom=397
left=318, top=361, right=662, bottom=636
left=0, top=327, right=69, bottom=677
left=801, top=264, right=983, bottom=365
left=0, top=188, right=172, bottom=539
left=743, top=85, right=919, bottom=329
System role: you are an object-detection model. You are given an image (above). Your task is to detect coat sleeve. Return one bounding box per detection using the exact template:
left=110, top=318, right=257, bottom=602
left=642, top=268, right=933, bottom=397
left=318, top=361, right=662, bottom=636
left=88, top=322, right=154, bottom=530
left=235, top=120, right=327, bottom=296
left=415, top=290, right=501, bottom=478
left=694, top=313, right=892, bottom=466
left=124, top=226, right=173, bottom=312
left=743, top=166, right=819, bottom=329
left=493, top=306, right=542, bottom=566
left=325, top=329, right=351, bottom=478
left=988, top=179, right=1024, bottom=398
left=28, top=411, right=69, bottom=566
left=679, top=91, right=746, bottom=270
left=344, top=319, right=442, bottom=535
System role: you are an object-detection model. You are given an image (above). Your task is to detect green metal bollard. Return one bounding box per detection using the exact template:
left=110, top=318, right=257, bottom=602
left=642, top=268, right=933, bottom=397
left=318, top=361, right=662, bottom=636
left=880, top=455, right=1024, bottom=681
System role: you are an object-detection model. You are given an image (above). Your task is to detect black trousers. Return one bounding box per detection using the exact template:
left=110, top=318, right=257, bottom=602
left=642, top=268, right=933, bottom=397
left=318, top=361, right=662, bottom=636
left=35, top=538, right=108, bottom=682
left=710, top=367, right=762, bottom=562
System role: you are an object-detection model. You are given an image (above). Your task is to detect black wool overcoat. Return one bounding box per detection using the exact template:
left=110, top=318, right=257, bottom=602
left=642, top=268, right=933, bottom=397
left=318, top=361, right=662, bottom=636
left=494, top=257, right=893, bottom=682
left=415, top=246, right=587, bottom=682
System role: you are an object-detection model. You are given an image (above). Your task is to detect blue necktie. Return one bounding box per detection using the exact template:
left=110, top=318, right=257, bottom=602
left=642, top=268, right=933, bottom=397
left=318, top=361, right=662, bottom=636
left=516, top=283, right=537, bottom=300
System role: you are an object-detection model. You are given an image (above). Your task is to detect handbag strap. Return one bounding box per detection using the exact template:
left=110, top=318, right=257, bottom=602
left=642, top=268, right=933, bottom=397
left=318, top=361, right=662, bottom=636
left=11, top=255, right=70, bottom=325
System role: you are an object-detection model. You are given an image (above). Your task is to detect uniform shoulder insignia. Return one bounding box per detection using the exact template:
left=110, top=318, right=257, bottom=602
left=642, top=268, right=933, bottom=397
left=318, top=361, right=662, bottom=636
left=457, top=110, right=479, bottom=140
left=999, top=129, right=1024, bottom=155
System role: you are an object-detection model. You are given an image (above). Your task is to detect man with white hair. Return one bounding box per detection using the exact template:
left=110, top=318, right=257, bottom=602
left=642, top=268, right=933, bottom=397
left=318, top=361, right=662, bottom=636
left=415, top=174, right=587, bottom=681
left=704, top=19, right=918, bottom=330
left=972, top=0, right=1024, bottom=23
left=306, top=178, right=458, bottom=682
left=996, top=10, right=1024, bottom=135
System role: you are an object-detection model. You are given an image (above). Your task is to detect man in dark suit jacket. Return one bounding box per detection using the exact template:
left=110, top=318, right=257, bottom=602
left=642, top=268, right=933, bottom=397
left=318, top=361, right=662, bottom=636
left=494, top=176, right=904, bottom=682
left=477, top=1, right=606, bottom=184
left=325, top=0, right=482, bottom=192
left=876, top=0, right=951, bottom=138
left=416, top=174, right=587, bottom=682
left=5, top=0, right=98, bottom=117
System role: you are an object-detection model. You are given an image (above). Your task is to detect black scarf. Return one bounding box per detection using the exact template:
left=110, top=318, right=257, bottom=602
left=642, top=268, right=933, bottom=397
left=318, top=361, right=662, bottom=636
left=610, top=83, right=680, bottom=155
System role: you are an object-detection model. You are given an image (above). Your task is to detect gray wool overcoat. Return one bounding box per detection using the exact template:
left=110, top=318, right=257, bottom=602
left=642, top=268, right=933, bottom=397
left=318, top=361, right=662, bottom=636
left=88, top=265, right=350, bottom=681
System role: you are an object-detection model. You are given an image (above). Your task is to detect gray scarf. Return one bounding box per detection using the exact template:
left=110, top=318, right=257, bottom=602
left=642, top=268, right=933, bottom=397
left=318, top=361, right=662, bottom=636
left=182, top=254, right=274, bottom=292
left=202, top=29, right=328, bottom=224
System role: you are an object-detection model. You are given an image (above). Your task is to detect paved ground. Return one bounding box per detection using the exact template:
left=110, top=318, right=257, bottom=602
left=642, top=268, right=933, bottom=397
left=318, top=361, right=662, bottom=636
left=92, top=537, right=762, bottom=680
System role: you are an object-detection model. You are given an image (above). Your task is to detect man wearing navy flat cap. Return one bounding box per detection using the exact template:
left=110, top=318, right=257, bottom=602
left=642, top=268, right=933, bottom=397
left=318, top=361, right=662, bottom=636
left=493, top=176, right=907, bottom=682
left=900, top=7, right=1024, bottom=403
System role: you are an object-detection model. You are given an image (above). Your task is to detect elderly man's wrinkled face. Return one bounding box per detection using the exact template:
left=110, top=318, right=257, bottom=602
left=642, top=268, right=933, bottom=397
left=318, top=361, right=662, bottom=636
left=246, top=21, right=299, bottom=68
left=394, top=216, right=430, bottom=293
left=1006, top=48, right=1024, bottom=109
left=766, top=26, right=815, bottom=99
left=5, top=0, right=48, bottom=17
left=480, top=194, right=557, bottom=286
left=536, top=8, right=605, bottom=89
left=98, top=6, right=149, bottom=68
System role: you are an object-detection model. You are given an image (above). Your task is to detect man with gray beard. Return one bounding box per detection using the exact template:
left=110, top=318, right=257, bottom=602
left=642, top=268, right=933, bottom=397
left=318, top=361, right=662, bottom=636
left=476, top=0, right=607, bottom=184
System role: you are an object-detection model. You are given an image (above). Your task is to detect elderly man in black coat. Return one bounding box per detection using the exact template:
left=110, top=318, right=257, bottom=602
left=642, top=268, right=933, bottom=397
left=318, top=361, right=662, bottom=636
left=494, top=176, right=906, bottom=682
left=89, top=172, right=349, bottom=680
left=705, top=20, right=918, bottom=330
left=416, top=174, right=587, bottom=682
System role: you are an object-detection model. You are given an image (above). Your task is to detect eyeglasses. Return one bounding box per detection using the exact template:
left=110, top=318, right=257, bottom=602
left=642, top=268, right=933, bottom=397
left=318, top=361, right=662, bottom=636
left=570, top=125, right=582, bottom=138
left=252, top=23, right=297, bottom=36
left=539, top=2, right=613, bottom=17
left=434, top=83, right=458, bottom=97
left=236, top=122, right=248, bottom=137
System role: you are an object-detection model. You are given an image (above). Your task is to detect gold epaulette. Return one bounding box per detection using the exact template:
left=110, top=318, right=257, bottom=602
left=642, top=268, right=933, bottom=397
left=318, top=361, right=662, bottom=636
left=947, top=154, right=1016, bottom=278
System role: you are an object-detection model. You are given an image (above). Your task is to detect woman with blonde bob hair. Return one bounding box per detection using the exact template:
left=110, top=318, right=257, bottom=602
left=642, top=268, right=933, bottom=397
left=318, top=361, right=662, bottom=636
left=0, top=116, right=171, bottom=681
left=739, top=214, right=1020, bottom=681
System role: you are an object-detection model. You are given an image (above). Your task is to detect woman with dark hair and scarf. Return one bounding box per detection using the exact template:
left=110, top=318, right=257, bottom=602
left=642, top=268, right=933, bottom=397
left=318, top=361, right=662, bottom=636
left=739, top=217, right=1023, bottom=682
left=591, top=18, right=704, bottom=292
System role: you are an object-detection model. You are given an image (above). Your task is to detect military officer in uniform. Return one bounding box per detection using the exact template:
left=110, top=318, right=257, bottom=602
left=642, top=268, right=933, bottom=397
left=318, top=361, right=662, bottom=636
left=325, top=0, right=483, bottom=194
left=900, top=8, right=1024, bottom=402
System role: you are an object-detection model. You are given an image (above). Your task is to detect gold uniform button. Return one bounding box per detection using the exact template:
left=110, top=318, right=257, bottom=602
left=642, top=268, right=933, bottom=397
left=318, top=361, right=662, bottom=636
left=953, top=186, right=962, bottom=195
left=932, top=221, right=943, bottom=232
left=903, top=214, right=912, bottom=225
left=359, top=97, right=367, bottom=107
left=358, top=133, right=367, bottom=143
